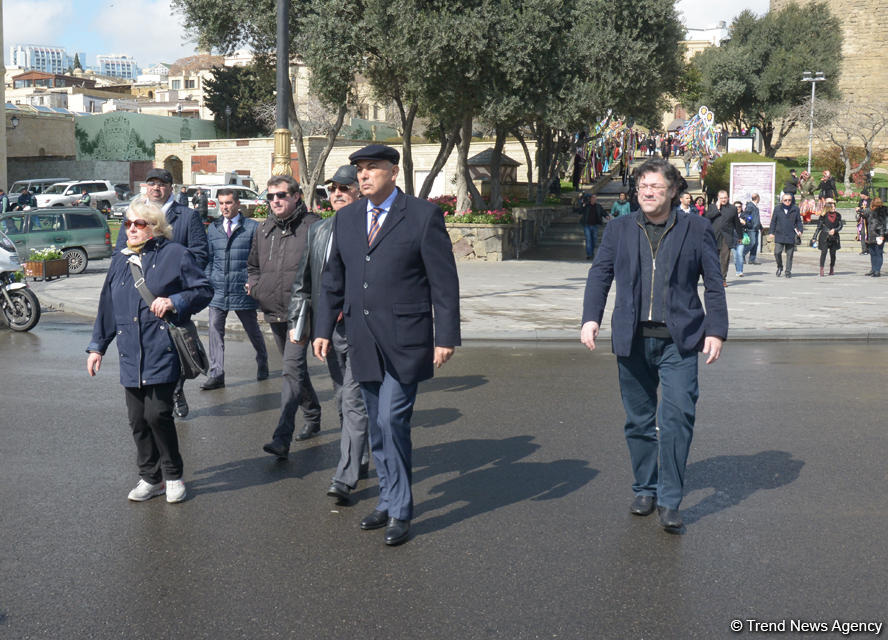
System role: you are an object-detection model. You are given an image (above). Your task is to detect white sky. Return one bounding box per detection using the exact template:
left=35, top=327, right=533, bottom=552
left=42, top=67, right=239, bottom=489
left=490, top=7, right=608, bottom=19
left=676, top=0, right=772, bottom=30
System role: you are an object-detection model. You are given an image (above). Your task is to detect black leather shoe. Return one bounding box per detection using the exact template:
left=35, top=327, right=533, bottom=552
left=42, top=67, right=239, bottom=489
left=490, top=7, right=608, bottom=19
left=173, top=392, right=189, bottom=418
left=630, top=494, right=656, bottom=516
left=327, top=480, right=350, bottom=501
left=295, top=423, right=320, bottom=441
left=874, top=272, right=881, bottom=278
left=865, top=270, right=874, bottom=276
left=257, top=363, right=269, bottom=381
left=360, top=509, right=389, bottom=530
left=262, top=440, right=289, bottom=460
left=785, top=272, right=792, bottom=278
left=384, top=518, right=410, bottom=546
left=657, top=506, right=683, bottom=531
left=775, top=268, right=783, bottom=277
left=200, top=376, right=225, bottom=390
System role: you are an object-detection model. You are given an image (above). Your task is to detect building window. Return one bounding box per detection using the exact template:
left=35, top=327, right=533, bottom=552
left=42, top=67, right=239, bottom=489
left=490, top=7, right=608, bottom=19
left=185, top=79, right=195, bottom=89
left=171, top=80, right=181, bottom=90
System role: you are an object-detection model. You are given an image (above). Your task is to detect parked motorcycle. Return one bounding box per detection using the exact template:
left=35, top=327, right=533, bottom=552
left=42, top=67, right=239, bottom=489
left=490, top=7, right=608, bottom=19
left=0, top=230, right=41, bottom=331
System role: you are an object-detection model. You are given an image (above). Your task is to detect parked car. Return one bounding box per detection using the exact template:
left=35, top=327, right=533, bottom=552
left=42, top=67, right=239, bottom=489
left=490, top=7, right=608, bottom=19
left=0, top=208, right=112, bottom=274
left=113, top=183, right=133, bottom=200
left=8, top=178, right=70, bottom=197
left=34, top=180, right=120, bottom=210
left=109, top=197, right=134, bottom=219
left=185, top=185, right=264, bottom=219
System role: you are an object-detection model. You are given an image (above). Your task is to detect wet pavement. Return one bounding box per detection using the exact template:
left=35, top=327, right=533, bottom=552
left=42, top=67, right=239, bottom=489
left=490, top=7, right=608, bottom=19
left=1, top=314, right=886, bottom=639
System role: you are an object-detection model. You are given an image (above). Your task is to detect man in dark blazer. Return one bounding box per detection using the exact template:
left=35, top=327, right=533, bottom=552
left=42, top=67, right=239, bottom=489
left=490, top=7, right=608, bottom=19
left=116, top=168, right=209, bottom=418
left=768, top=194, right=804, bottom=278
left=581, top=157, right=728, bottom=532
left=314, top=144, right=460, bottom=546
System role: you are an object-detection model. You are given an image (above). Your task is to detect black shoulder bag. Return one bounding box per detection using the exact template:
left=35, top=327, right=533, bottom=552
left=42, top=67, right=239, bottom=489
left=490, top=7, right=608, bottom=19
left=128, top=259, right=209, bottom=379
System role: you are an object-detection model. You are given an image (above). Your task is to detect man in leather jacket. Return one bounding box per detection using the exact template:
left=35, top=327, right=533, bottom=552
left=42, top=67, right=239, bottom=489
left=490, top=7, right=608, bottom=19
left=288, top=165, right=369, bottom=500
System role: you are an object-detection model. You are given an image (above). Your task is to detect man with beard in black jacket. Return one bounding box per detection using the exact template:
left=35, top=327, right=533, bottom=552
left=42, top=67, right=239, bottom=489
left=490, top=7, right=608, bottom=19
left=705, top=190, right=744, bottom=286
left=247, top=175, right=322, bottom=459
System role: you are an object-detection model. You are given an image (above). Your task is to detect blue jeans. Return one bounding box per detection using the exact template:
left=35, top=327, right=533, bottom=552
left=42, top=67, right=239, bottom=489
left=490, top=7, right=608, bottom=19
left=743, top=230, right=759, bottom=262
left=869, top=242, right=884, bottom=273
left=732, top=244, right=745, bottom=275
left=583, top=225, right=598, bottom=259
left=616, top=335, right=699, bottom=510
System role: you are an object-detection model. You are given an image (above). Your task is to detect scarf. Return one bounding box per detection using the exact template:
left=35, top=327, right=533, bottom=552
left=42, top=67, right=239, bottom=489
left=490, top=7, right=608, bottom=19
left=827, top=212, right=837, bottom=224
left=126, top=239, right=150, bottom=254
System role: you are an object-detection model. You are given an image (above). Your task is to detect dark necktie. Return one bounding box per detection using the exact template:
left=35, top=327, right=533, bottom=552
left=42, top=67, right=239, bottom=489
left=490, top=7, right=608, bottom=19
left=368, top=207, right=382, bottom=245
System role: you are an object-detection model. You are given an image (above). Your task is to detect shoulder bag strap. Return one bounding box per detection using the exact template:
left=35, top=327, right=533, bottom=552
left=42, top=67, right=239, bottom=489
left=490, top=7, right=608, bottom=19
left=127, top=258, right=157, bottom=308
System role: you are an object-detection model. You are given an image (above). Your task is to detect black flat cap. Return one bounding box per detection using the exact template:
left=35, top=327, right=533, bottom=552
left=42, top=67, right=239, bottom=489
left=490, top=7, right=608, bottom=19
left=146, top=168, right=174, bottom=183
left=325, top=165, right=358, bottom=185
left=349, top=144, right=400, bottom=165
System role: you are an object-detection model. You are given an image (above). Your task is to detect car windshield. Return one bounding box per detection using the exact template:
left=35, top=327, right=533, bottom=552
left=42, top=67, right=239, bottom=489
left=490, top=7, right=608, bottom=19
left=43, top=184, right=71, bottom=194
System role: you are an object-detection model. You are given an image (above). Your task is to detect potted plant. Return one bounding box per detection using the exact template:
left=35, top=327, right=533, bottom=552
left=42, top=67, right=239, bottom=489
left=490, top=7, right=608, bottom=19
left=23, top=245, right=69, bottom=281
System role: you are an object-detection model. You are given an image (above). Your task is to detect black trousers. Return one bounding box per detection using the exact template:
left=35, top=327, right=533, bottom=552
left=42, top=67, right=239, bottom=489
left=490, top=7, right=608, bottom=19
left=124, top=382, right=182, bottom=484
left=819, top=245, right=837, bottom=268
left=774, top=242, right=796, bottom=273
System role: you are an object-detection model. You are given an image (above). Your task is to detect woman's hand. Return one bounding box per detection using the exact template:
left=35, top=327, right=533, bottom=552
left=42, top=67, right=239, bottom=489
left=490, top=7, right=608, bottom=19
left=149, top=297, right=174, bottom=318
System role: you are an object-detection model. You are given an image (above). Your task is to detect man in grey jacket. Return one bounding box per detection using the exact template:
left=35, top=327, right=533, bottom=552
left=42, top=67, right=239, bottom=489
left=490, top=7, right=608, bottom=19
left=247, top=175, right=322, bottom=458
left=289, top=165, right=370, bottom=499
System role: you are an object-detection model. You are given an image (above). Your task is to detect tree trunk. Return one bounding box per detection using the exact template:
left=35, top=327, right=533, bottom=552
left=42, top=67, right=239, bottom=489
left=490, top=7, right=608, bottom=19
left=395, top=97, right=418, bottom=195
left=418, top=121, right=460, bottom=200
left=305, top=104, right=348, bottom=210
left=535, top=122, right=554, bottom=204
left=488, top=126, right=507, bottom=210
left=285, top=75, right=308, bottom=185
left=455, top=113, right=474, bottom=213
left=511, top=129, right=534, bottom=201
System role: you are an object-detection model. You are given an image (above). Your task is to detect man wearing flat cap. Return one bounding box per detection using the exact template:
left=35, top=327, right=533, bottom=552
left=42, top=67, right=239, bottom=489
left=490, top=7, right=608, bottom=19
left=314, top=145, right=461, bottom=546
left=289, top=165, right=370, bottom=501
left=117, top=167, right=209, bottom=418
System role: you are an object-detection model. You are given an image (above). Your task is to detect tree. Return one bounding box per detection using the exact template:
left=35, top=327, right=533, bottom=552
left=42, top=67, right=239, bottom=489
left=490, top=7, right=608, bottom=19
left=73, top=53, right=82, bottom=71
left=814, top=100, right=888, bottom=194
left=685, top=3, right=842, bottom=157
left=202, top=61, right=275, bottom=137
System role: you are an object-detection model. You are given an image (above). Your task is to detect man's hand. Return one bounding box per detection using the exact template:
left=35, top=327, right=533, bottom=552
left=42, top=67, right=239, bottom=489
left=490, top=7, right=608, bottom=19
left=289, top=328, right=306, bottom=345
left=580, top=321, right=599, bottom=351
left=767, top=233, right=775, bottom=241
left=434, top=346, right=454, bottom=368
left=702, top=336, right=723, bottom=364
left=87, top=352, right=102, bottom=376
left=313, top=337, right=330, bottom=362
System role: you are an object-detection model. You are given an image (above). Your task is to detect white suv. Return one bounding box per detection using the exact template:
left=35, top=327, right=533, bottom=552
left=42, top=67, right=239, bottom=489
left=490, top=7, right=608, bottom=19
left=35, top=180, right=119, bottom=210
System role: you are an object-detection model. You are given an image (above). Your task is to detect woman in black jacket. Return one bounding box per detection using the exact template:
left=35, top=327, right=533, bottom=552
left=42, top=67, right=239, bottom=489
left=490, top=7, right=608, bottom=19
left=817, top=170, right=837, bottom=211
left=864, top=197, right=888, bottom=277
left=814, top=199, right=843, bottom=276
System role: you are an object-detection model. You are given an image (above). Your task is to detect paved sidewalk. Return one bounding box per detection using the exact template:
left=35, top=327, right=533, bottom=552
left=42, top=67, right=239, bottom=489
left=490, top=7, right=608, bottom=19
left=31, top=246, right=888, bottom=342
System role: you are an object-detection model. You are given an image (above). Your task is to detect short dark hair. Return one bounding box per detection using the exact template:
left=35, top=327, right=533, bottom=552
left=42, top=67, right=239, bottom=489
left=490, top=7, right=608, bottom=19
left=216, top=188, right=239, bottom=201
left=635, top=158, right=681, bottom=190
left=267, top=175, right=301, bottom=195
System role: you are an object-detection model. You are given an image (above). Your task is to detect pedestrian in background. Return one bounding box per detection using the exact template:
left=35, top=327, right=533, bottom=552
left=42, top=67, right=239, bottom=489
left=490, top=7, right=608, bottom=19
left=798, top=170, right=816, bottom=221
left=0, top=188, right=9, bottom=214
left=855, top=195, right=871, bottom=255
left=192, top=188, right=209, bottom=222
left=177, top=187, right=189, bottom=207
left=768, top=194, right=803, bottom=278
left=743, top=194, right=762, bottom=265
left=201, top=189, right=269, bottom=390
left=864, top=197, right=887, bottom=277
left=610, top=191, right=631, bottom=218
left=576, top=193, right=607, bottom=260
left=248, top=176, right=322, bottom=459
left=581, top=157, right=727, bottom=532
left=289, top=165, right=370, bottom=502
left=814, top=198, right=843, bottom=276
left=86, top=199, right=212, bottom=504
left=732, top=201, right=746, bottom=278
left=818, top=171, right=837, bottom=211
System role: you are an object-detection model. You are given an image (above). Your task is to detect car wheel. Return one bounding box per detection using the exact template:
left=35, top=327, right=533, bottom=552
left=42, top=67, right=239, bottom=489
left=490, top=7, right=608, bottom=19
left=98, top=200, right=111, bottom=211
left=64, top=248, right=88, bottom=274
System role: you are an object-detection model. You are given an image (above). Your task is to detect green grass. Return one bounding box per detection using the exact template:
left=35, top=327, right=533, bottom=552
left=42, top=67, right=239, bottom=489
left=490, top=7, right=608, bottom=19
left=109, top=221, right=120, bottom=246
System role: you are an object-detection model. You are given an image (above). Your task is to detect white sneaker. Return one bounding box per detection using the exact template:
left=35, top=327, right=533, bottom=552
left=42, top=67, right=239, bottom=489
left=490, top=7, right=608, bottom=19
left=128, top=479, right=165, bottom=502
left=166, top=479, right=187, bottom=503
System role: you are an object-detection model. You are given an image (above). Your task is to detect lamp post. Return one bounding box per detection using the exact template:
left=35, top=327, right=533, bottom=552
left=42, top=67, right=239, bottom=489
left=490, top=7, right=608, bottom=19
left=225, top=104, right=232, bottom=138
left=801, top=71, right=825, bottom=174
left=271, top=0, right=293, bottom=177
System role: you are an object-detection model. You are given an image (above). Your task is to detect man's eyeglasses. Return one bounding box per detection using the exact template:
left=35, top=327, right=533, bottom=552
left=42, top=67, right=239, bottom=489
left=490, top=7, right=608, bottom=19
left=637, top=183, right=668, bottom=193
left=124, top=219, right=149, bottom=229
left=266, top=191, right=290, bottom=201
left=330, top=184, right=354, bottom=193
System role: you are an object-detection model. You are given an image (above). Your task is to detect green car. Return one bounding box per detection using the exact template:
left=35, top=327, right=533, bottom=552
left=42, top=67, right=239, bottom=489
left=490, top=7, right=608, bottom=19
left=0, top=208, right=112, bottom=274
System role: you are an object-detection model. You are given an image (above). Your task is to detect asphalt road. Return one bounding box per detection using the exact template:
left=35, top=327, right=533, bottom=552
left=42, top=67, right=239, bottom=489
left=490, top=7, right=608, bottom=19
left=1, top=314, right=886, bottom=639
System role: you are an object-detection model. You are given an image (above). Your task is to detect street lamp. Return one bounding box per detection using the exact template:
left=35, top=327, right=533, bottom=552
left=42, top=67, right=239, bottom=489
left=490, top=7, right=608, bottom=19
left=801, top=71, right=826, bottom=174
left=225, top=105, right=232, bottom=138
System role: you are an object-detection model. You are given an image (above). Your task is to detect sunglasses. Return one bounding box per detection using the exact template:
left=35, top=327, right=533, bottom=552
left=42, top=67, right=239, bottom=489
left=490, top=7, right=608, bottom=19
left=266, top=191, right=291, bottom=201
left=124, top=219, right=149, bottom=229
left=330, top=184, right=354, bottom=193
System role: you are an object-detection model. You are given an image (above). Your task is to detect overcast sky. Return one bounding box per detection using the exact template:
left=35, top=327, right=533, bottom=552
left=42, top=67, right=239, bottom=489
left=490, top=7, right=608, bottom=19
left=3, top=0, right=773, bottom=69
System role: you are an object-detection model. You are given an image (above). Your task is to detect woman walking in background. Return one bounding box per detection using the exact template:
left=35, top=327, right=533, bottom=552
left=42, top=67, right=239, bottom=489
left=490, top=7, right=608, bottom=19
left=798, top=170, right=817, bottom=222
left=814, top=198, right=843, bottom=276
left=864, top=197, right=887, bottom=277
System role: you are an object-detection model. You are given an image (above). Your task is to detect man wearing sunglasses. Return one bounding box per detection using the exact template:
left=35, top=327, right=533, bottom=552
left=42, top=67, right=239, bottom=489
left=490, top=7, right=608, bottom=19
left=581, top=157, right=727, bottom=533
left=247, top=176, right=322, bottom=459
left=116, top=168, right=209, bottom=418
left=288, top=165, right=370, bottom=502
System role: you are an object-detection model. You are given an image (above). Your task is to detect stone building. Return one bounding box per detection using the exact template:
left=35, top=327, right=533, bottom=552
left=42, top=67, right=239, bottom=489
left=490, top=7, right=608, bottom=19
left=770, top=0, right=888, bottom=155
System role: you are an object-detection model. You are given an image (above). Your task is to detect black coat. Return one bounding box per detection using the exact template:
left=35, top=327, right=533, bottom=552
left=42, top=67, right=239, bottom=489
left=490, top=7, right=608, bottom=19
left=769, top=204, right=803, bottom=244
left=815, top=212, right=843, bottom=249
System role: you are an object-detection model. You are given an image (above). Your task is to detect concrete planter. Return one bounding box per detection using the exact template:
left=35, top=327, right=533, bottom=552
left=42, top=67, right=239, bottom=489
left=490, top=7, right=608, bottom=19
left=446, top=223, right=518, bottom=262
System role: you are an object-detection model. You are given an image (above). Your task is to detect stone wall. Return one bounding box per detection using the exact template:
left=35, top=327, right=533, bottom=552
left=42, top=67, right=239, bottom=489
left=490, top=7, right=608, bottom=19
left=447, top=224, right=518, bottom=262
left=770, top=0, right=888, bottom=156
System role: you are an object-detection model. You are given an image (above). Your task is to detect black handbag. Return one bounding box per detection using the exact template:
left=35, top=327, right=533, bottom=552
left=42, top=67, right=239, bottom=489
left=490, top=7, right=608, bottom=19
left=128, top=260, right=209, bottom=379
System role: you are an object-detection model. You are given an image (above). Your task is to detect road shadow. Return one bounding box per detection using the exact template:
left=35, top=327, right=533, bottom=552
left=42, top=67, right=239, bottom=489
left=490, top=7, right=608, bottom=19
left=682, top=450, right=804, bottom=525
left=419, top=374, right=488, bottom=394
left=408, top=436, right=598, bottom=534
left=411, top=407, right=462, bottom=428
left=187, top=388, right=334, bottom=419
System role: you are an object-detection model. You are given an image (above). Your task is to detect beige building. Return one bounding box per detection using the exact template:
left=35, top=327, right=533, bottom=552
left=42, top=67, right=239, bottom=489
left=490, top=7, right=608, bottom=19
left=155, top=137, right=527, bottom=197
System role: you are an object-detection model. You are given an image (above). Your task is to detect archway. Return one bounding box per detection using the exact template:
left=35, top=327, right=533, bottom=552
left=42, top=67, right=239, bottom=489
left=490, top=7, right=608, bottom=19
left=163, top=155, right=184, bottom=185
